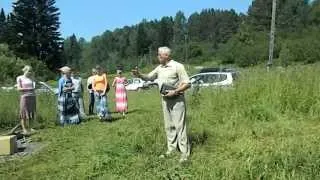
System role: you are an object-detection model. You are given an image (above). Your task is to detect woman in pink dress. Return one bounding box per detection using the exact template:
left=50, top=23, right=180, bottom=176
left=17, top=65, right=36, bottom=135
left=112, top=70, right=128, bottom=116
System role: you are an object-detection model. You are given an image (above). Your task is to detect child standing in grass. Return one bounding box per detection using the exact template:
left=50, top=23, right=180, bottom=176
left=112, top=70, right=128, bottom=116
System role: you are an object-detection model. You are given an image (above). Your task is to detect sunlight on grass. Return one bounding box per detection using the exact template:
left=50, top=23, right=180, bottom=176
left=1, top=65, right=320, bottom=179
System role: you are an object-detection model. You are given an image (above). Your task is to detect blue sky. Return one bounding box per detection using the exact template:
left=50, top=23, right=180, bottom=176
left=1, top=0, right=253, bottom=41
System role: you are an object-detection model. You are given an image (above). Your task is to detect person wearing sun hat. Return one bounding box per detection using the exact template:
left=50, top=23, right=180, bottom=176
left=57, top=66, right=80, bottom=125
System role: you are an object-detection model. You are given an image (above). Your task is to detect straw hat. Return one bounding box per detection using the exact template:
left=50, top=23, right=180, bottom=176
left=59, top=66, right=71, bottom=73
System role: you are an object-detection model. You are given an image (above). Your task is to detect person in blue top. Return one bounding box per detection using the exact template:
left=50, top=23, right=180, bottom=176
left=57, top=66, right=80, bottom=125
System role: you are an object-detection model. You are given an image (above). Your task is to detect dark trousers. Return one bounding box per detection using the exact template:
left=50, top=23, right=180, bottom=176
left=89, top=92, right=95, bottom=115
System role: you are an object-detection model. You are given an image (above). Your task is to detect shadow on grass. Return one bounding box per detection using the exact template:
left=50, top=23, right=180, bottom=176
left=79, top=115, right=97, bottom=123
left=81, top=108, right=149, bottom=124
left=99, top=116, right=124, bottom=123
left=109, top=109, right=149, bottom=115
left=189, top=130, right=209, bottom=148
left=127, top=109, right=149, bottom=114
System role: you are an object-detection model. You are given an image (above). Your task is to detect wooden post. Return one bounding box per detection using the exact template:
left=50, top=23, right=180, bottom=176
left=268, top=0, right=277, bottom=71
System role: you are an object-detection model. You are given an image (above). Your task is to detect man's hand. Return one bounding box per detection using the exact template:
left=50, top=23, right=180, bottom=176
left=63, top=87, right=71, bottom=92
left=163, top=90, right=178, bottom=97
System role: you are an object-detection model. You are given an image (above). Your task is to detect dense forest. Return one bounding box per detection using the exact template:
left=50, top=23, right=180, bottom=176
left=0, top=0, right=320, bottom=83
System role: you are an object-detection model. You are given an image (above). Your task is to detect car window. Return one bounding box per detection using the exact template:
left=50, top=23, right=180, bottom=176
left=134, top=79, right=140, bottom=84
left=205, top=74, right=218, bottom=83
left=205, top=74, right=227, bottom=83
left=219, top=74, right=227, bottom=82
left=191, top=75, right=206, bottom=84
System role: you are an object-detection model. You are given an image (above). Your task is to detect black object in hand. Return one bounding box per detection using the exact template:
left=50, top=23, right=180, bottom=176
left=160, top=84, right=176, bottom=95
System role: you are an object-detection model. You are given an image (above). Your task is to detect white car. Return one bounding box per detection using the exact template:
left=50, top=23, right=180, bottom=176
left=125, top=78, right=147, bottom=91
left=190, top=72, right=234, bottom=87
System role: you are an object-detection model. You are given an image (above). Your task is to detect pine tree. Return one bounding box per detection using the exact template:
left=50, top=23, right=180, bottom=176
left=10, top=0, right=63, bottom=70
left=310, top=0, right=320, bottom=25
left=188, top=12, right=201, bottom=41
left=247, top=0, right=273, bottom=31
left=63, top=34, right=82, bottom=69
left=0, top=8, right=6, bottom=43
left=158, top=16, right=174, bottom=47
left=277, top=0, right=310, bottom=30
left=247, top=0, right=310, bottom=31
left=136, top=21, right=150, bottom=56
left=173, top=11, right=187, bottom=45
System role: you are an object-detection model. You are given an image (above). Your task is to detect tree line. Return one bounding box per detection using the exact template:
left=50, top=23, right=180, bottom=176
left=0, top=0, right=320, bottom=78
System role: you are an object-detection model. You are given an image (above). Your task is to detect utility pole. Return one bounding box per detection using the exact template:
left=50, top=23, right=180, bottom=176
left=267, top=0, right=277, bottom=71
left=184, top=33, right=189, bottom=69
left=149, top=46, right=152, bottom=65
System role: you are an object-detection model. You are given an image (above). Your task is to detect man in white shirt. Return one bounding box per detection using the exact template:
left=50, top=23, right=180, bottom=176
left=71, top=71, right=86, bottom=118
left=132, top=47, right=191, bottom=163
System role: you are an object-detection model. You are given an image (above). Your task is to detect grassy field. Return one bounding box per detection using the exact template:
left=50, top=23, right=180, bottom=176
left=1, top=65, right=320, bottom=179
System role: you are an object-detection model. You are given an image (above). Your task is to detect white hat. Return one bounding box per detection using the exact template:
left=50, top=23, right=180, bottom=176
left=59, top=66, right=71, bottom=73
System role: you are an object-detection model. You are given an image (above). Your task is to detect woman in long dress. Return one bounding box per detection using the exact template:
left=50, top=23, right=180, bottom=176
left=16, top=65, right=36, bottom=134
left=57, top=66, right=80, bottom=125
left=112, top=70, right=128, bottom=116
left=92, top=65, right=111, bottom=120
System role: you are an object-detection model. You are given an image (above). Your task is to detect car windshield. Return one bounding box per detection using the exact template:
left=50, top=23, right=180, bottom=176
left=191, top=75, right=205, bottom=84
left=206, top=74, right=227, bottom=83
left=191, top=74, right=228, bottom=84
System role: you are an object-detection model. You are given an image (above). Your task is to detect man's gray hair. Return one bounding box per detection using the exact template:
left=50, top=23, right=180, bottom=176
left=158, top=47, right=171, bottom=56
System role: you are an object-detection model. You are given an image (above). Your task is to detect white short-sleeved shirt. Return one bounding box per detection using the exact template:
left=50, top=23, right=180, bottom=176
left=71, top=77, right=82, bottom=93
left=147, top=60, right=190, bottom=89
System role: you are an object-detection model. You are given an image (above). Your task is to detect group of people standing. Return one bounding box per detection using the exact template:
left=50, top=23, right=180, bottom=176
left=16, top=64, right=129, bottom=133
left=16, top=46, right=191, bottom=163
left=57, top=65, right=128, bottom=125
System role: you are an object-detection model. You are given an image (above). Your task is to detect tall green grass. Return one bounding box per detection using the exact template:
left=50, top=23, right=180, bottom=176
left=0, top=91, right=57, bottom=130
left=0, top=65, right=320, bottom=179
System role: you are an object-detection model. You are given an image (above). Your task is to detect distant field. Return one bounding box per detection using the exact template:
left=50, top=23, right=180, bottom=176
left=0, top=65, right=320, bottom=179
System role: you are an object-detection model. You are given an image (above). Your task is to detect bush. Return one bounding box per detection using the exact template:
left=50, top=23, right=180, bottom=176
left=279, top=30, right=320, bottom=64
left=0, top=44, right=55, bottom=85
left=217, top=31, right=270, bottom=67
